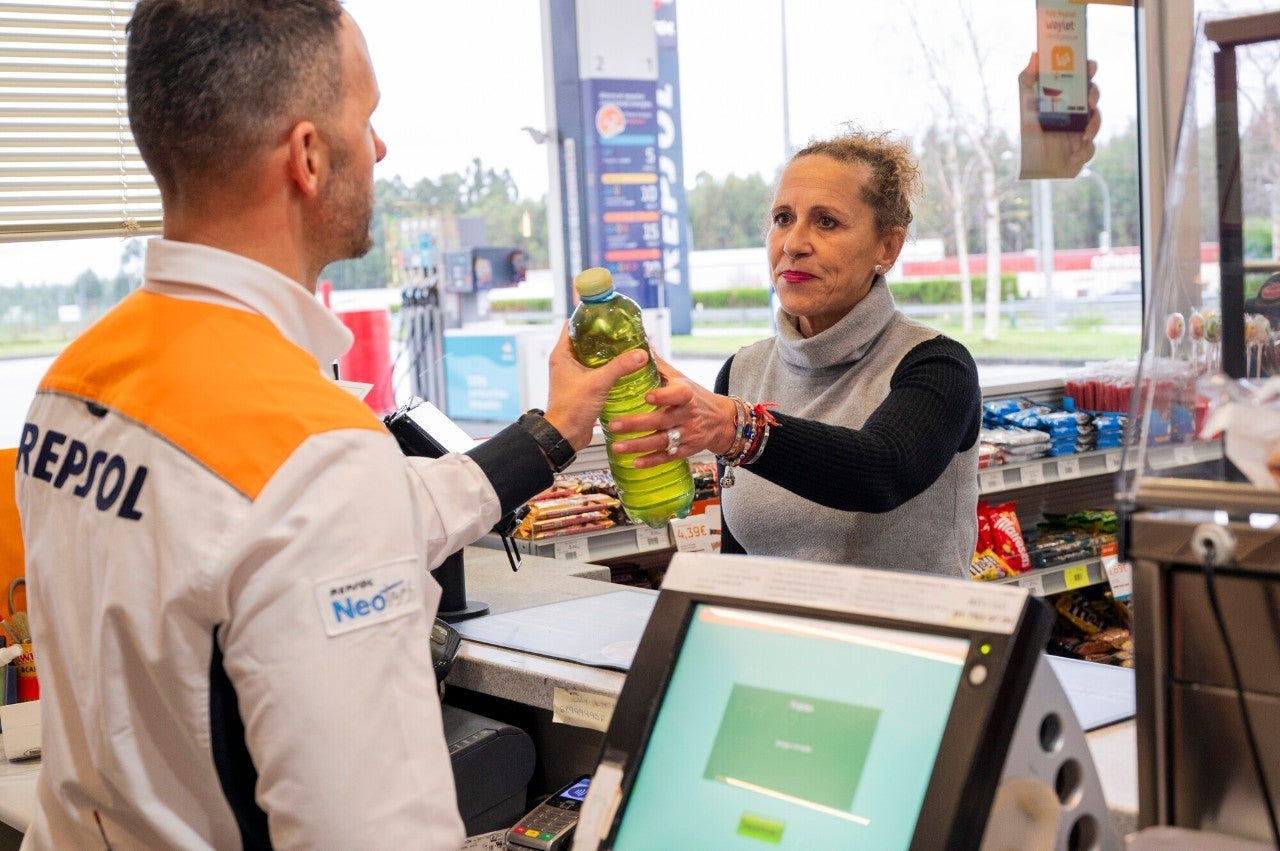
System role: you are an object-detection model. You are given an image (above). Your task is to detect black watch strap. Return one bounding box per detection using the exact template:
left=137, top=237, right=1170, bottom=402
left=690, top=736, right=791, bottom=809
left=518, top=409, right=576, bottom=473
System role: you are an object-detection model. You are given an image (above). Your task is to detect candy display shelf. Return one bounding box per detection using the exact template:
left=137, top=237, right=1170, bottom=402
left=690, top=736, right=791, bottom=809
left=482, top=523, right=673, bottom=563
left=992, top=557, right=1113, bottom=597
left=476, top=436, right=1220, bottom=585
left=978, top=439, right=1222, bottom=496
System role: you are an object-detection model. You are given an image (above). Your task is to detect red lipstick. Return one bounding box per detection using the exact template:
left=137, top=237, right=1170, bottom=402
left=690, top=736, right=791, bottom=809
left=780, top=270, right=815, bottom=283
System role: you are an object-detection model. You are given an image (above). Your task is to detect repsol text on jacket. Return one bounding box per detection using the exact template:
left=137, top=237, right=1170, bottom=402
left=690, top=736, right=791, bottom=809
left=16, top=423, right=147, bottom=520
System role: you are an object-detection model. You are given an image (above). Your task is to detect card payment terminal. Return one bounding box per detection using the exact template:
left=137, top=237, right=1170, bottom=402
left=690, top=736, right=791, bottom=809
left=506, top=774, right=590, bottom=850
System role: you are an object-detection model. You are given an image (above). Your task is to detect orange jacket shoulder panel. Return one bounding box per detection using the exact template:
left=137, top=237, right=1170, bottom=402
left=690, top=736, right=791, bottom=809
left=40, top=292, right=384, bottom=498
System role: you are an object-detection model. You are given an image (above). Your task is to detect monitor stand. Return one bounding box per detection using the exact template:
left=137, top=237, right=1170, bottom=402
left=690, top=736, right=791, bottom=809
left=432, top=550, right=489, bottom=622
left=980, top=654, right=1120, bottom=850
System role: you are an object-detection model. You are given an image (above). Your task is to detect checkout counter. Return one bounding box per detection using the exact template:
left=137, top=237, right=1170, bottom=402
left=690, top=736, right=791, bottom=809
left=0, top=545, right=1140, bottom=849
left=439, top=548, right=1142, bottom=845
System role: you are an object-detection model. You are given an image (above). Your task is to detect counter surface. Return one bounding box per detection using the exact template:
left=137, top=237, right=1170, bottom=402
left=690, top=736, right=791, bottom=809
left=443, top=548, right=631, bottom=710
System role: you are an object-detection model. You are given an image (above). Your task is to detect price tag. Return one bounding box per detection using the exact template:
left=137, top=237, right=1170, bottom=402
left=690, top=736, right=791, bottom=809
left=1104, top=555, right=1133, bottom=600
left=1173, top=445, right=1197, bottom=466
left=979, top=470, right=1005, bottom=493
left=635, top=527, right=669, bottom=551
left=1057, top=458, right=1081, bottom=479
left=1021, top=464, right=1046, bottom=487
left=671, top=515, right=719, bottom=553
left=1019, top=572, right=1045, bottom=596
left=1106, top=452, right=1122, bottom=473
left=553, top=538, right=588, bottom=562
left=1063, top=563, right=1092, bottom=590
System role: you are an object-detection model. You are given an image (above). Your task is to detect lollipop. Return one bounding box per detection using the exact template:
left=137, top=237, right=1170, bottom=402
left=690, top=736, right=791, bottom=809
left=1203, top=310, right=1221, bottom=343
left=1247, top=313, right=1273, bottom=378
left=1245, top=313, right=1263, bottom=378
left=1189, top=309, right=1205, bottom=341
left=1165, top=312, right=1185, bottom=357
left=1188, top=309, right=1206, bottom=372
left=1202, top=310, right=1222, bottom=374
left=1245, top=313, right=1266, bottom=344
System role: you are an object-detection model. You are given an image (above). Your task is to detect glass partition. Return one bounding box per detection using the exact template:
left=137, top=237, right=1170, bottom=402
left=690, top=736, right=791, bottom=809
left=1118, top=9, right=1280, bottom=515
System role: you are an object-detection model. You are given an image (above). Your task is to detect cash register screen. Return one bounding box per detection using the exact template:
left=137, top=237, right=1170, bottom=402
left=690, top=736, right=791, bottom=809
left=612, top=604, right=969, bottom=850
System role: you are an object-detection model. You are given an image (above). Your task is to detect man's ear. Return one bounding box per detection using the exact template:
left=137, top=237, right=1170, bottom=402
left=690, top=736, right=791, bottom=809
left=286, top=121, right=324, bottom=199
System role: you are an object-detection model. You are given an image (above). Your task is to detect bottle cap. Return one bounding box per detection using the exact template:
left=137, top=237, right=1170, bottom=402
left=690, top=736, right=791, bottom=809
left=573, top=267, right=613, bottom=298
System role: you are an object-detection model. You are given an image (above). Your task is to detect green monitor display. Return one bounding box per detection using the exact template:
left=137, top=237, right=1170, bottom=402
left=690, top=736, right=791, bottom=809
left=615, top=606, right=968, bottom=848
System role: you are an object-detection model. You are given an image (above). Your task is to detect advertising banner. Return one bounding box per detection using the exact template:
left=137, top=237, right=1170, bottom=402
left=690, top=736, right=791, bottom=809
left=582, top=78, right=663, bottom=308
left=654, top=0, right=692, bottom=333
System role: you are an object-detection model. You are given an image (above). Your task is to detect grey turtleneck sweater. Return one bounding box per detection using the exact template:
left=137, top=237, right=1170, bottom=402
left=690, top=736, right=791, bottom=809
left=715, top=280, right=981, bottom=577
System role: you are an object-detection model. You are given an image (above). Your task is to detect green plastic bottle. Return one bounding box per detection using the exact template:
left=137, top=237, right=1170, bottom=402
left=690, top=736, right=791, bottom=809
left=568, top=267, right=694, bottom=528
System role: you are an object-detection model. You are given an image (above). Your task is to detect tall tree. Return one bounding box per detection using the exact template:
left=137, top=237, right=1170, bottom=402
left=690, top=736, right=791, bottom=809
left=73, top=268, right=104, bottom=320
left=919, top=124, right=977, bottom=333
left=1201, top=0, right=1280, bottom=260
left=906, top=0, right=1013, bottom=341
left=1237, top=49, right=1280, bottom=260
left=686, top=171, right=771, bottom=250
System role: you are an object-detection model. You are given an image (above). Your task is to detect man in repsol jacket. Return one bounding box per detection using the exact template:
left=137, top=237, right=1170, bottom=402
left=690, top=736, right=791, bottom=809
left=13, top=2, right=646, bottom=848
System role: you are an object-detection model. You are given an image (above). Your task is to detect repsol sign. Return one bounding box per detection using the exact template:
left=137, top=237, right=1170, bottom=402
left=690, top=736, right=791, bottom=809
left=16, top=423, right=147, bottom=520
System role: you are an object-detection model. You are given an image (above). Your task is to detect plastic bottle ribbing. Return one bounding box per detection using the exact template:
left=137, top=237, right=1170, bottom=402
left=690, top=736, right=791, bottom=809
left=568, top=268, right=694, bottom=528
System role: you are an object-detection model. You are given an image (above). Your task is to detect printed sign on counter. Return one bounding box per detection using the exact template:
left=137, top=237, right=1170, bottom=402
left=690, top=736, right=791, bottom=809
left=552, top=687, right=618, bottom=732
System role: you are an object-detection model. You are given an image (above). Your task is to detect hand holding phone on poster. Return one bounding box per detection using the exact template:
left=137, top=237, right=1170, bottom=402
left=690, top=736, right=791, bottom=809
left=1018, top=50, right=1100, bottom=180
left=1020, top=0, right=1100, bottom=179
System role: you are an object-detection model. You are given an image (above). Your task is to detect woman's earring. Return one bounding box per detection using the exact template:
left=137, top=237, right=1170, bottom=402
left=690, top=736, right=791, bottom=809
left=874, top=264, right=884, bottom=275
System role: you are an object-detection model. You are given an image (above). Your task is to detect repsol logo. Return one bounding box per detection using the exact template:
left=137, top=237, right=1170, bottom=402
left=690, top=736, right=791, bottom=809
left=314, top=561, right=420, bottom=637
left=16, top=423, right=147, bottom=520
left=330, top=579, right=374, bottom=597
left=331, top=580, right=412, bottom=624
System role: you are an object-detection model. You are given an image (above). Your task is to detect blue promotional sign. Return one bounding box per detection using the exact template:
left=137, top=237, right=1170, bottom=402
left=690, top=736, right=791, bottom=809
left=582, top=77, right=663, bottom=308
left=654, top=0, right=692, bottom=333
left=442, top=335, right=521, bottom=421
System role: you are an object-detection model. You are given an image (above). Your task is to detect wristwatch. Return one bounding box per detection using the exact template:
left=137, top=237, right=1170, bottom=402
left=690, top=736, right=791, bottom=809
left=518, top=408, right=576, bottom=473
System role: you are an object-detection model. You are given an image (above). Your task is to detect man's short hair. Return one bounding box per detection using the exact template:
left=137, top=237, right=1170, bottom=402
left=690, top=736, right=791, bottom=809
left=126, top=0, right=345, bottom=197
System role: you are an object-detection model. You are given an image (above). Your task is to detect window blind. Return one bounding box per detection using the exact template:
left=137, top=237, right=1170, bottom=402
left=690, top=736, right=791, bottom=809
left=0, top=0, right=160, bottom=242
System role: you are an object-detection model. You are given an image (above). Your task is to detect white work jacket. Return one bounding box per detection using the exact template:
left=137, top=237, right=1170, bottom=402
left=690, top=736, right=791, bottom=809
left=15, top=240, right=549, bottom=850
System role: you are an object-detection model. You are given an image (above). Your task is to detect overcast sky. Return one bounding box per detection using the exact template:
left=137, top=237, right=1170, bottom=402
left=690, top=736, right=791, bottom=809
left=1, top=0, right=1143, bottom=286
left=347, top=0, right=1139, bottom=196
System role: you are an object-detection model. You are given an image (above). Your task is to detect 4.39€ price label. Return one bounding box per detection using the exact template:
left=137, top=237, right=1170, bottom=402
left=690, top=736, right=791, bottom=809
left=671, top=512, right=721, bottom=553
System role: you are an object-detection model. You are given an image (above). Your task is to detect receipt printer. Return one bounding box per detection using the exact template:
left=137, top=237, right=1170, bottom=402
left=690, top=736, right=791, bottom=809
left=443, top=703, right=535, bottom=835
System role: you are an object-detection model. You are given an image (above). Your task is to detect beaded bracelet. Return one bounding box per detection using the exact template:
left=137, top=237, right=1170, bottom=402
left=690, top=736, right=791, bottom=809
left=720, top=395, right=750, bottom=461
left=734, top=402, right=777, bottom=466
left=740, top=404, right=777, bottom=465
left=717, top=405, right=746, bottom=488
left=717, top=401, right=779, bottom=487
